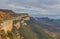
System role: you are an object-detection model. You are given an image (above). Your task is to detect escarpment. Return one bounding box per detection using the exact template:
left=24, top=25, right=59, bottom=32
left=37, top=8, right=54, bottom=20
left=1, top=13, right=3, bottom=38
left=0, top=9, right=54, bottom=39
left=0, top=9, right=30, bottom=39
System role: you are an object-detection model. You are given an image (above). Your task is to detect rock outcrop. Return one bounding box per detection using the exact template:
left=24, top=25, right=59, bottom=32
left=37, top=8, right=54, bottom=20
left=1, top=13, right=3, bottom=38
left=0, top=9, right=30, bottom=39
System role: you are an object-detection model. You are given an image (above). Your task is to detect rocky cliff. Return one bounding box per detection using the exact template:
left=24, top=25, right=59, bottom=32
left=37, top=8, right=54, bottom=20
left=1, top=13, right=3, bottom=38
left=0, top=9, right=30, bottom=39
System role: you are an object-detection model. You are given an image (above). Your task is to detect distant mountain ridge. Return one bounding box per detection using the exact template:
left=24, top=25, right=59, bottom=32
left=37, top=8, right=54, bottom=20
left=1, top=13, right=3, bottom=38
left=31, top=17, right=60, bottom=39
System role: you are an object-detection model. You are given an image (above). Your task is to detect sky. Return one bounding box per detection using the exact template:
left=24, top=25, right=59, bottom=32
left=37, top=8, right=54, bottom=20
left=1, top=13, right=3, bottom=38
left=0, top=0, right=60, bottom=19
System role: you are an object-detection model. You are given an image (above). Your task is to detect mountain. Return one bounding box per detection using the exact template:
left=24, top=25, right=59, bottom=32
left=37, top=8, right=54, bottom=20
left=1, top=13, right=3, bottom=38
left=36, top=17, right=60, bottom=24
left=32, top=17, right=60, bottom=39
left=0, top=9, right=59, bottom=39
left=27, top=17, right=54, bottom=39
left=36, top=17, right=50, bottom=22
left=36, top=17, right=54, bottom=22
left=0, top=9, right=17, bottom=23
left=0, top=9, right=30, bottom=39
left=53, top=19, right=60, bottom=23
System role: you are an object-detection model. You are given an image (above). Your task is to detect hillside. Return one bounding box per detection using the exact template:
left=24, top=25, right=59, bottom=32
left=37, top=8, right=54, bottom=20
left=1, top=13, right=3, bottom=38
left=0, top=9, right=17, bottom=23
left=0, top=9, right=56, bottom=39
left=27, top=17, right=54, bottom=39
left=30, top=17, right=60, bottom=39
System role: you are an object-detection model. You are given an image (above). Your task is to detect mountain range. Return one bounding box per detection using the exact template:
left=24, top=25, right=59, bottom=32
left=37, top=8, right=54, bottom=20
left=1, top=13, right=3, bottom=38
left=30, top=17, right=60, bottom=39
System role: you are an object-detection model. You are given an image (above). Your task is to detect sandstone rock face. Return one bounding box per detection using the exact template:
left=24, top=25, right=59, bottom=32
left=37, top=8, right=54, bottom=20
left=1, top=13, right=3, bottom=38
left=0, top=9, right=30, bottom=39
left=1, top=20, right=13, bottom=33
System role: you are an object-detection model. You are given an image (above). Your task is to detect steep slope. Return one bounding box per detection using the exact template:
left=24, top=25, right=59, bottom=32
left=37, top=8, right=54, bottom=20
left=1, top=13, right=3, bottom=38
left=0, top=9, right=57, bottom=39
left=31, top=17, right=60, bottom=39
left=27, top=17, right=53, bottom=39
left=20, top=24, right=38, bottom=39
left=0, top=9, right=38, bottom=39
left=0, top=9, right=30, bottom=39
left=0, top=9, right=20, bottom=39
left=0, top=9, right=17, bottom=23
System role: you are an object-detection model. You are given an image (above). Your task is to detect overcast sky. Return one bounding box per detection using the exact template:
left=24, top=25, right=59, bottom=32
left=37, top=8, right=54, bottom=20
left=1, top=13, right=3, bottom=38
left=0, top=0, right=60, bottom=19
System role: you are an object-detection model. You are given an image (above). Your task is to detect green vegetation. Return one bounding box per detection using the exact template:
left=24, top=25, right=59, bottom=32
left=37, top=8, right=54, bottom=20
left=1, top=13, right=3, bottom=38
left=20, top=25, right=38, bottom=39
left=31, top=25, right=53, bottom=39
left=29, top=19, right=54, bottom=39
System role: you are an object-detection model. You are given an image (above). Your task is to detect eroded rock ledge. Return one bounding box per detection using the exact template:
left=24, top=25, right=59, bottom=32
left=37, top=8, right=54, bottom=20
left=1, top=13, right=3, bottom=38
left=0, top=9, right=30, bottom=39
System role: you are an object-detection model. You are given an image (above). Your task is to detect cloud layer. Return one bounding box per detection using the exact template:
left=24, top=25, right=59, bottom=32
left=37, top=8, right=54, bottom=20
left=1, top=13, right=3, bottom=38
left=0, top=0, right=60, bottom=19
